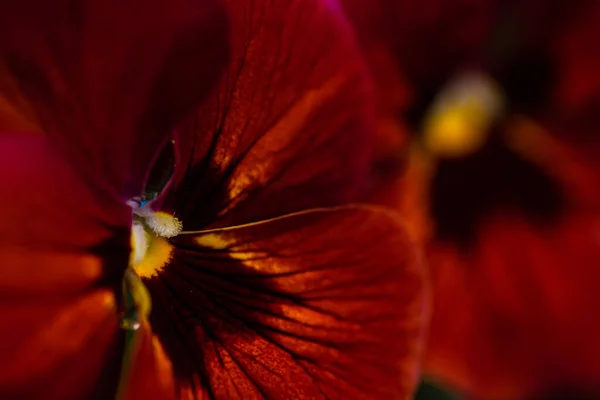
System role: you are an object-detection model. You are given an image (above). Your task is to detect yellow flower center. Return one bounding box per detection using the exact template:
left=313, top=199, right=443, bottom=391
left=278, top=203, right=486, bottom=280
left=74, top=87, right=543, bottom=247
left=118, top=202, right=181, bottom=334
left=129, top=203, right=181, bottom=279
left=423, top=71, right=505, bottom=158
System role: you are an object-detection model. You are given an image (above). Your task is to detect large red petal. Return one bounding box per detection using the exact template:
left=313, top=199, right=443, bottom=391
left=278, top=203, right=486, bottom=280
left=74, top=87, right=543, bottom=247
left=0, top=0, right=228, bottom=198
left=144, top=206, right=428, bottom=399
left=0, top=134, right=130, bottom=398
left=161, top=0, right=376, bottom=228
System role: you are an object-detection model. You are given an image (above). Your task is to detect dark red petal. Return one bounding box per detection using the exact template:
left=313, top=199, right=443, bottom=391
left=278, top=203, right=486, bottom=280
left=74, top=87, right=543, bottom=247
left=0, top=88, right=36, bottom=132
left=161, top=0, right=376, bottom=228
left=144, top=206, right=428, bottom=399
left=553, top=2, right=600, bottom=122
left=0, top=134, right=129, bottom=398
left=0, top=133, right=130, bottom=273
left=342, top=0, right=500, bottom=87
left=0, top=0, right=228, bottom=198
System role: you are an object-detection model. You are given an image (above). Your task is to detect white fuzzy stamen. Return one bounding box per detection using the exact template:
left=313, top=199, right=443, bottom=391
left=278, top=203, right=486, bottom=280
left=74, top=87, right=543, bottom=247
left=144, top=212, right=183, bottom=238
left=129, top=201, right=183, bottom=266
left=130, top=203, right=182, bottom=238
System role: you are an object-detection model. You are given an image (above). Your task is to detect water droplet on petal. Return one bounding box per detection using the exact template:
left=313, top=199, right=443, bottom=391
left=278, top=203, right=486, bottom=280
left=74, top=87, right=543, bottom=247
left=120, top=312, right=141, bottom=331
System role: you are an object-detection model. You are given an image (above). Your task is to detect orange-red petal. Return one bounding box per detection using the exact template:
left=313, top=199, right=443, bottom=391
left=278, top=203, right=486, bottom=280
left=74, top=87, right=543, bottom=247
left=162, top=0, right=376, bottom=228
left=0, top=288, right=121, bottom=399
left=121, top=323, right=177, bottom=400
left=144, top=206, right=428, bottom=399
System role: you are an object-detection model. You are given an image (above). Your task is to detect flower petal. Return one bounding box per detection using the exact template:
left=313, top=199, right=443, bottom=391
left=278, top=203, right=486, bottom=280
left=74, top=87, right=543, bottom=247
left=0, top=133, right=130, bottom=258
left=0, top=134, right=129, bottom=397
left=145, top=206, right=428, bottom=399
left=0, top=0, right=228, bottom=198
left=120, top=323, right=177, bottom=400
left=554, top=1, right=600, bottom=124
left=0, top=289, right=121, bottom=399
left=342, top=0, right=500, bottom=92
left=162, top=0, right=376, bottom=228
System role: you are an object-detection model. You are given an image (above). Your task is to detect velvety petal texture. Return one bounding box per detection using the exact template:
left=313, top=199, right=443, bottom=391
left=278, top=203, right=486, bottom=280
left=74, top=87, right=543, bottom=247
left=141, top=2, right=429, bottom=396
left=162, top=0, right=376, bottom=228
left=145, top=206, right=428, bottom=399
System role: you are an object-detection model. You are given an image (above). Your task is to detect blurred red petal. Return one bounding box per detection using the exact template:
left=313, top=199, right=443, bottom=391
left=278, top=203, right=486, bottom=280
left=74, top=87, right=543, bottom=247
left=0, top=91, right=36, bottom=132
left=0, top=289, right=121, bottom=399
left=0, top=133, right=129, bottom=272
left=0, top=134, right=129, bottom=397
left=553, top=2, right=600, bottom=124
left=425, top=128, right=600, bottom=399
left=144, top=206, right=428, bottom=399
left=343, top=0, right=500, bottom=88
left=121, top=324, right=176, bottom=400
left=162, top=0, right=376, bottom=227
left=0, top=0, right=228, bottom=198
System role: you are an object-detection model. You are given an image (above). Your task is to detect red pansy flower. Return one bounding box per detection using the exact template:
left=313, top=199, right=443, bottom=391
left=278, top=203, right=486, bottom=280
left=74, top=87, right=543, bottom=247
left=0, top=0, right=429, bottom=399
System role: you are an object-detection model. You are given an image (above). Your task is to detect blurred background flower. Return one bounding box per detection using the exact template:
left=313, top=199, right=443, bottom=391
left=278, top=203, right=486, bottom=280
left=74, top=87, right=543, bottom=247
left=342, top=0, right=600, bottom=399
